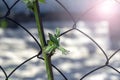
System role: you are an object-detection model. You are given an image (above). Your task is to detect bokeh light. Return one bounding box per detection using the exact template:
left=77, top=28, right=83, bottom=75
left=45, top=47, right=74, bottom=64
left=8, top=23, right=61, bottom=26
left=96, top=0, right=118, bottom=17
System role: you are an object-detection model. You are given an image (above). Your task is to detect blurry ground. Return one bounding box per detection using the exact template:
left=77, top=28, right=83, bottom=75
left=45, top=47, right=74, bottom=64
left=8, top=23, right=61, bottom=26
left=0, top=20, right=120, bottom=80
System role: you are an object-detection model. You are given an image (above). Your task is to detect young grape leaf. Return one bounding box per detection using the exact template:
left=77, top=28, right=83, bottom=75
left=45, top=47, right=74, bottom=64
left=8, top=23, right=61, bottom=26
left=44, top=28, right=69, bottom=56
left=58, top=46, right=69, bottom=55
left=55, top=28, right=60, bottom=37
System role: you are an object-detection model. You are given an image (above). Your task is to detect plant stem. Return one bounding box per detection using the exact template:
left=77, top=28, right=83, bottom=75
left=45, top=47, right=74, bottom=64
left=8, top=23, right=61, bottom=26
left=33, top=1, right=46, bottom=47
left=33, top=0, right=54, bottom=80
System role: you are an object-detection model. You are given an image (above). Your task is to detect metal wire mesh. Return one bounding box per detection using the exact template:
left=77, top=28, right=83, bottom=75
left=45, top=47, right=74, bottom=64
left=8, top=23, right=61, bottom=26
left=0, top=0, right=120, bottom=80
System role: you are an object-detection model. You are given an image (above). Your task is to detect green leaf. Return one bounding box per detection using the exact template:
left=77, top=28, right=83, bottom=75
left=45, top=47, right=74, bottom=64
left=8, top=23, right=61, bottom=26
left=49, top=33, right=58, bottom=44
left=49, top=33, right=55, bottom=42
left=55, top=28, right=60, bottom=37
left=45, top=45, right=57, bottom=54
left=58, top=46, right=69, bottom=54
left=22, top=0, right=34, bottom=10
left=44, top=46, right=53, bottom=53
left=23, top=0, right=46, bottom=11
left=47, top=40, right=53, bottom=46
left=39, top=0, right=46, bottom=3
left=46, top=28, right=69, bottom=56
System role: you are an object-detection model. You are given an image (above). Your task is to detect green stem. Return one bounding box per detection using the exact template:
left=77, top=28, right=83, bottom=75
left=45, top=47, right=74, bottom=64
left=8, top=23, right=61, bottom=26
left=33, top=1, right=46, bottom=47
left=33, top=0, right=54, bottom=80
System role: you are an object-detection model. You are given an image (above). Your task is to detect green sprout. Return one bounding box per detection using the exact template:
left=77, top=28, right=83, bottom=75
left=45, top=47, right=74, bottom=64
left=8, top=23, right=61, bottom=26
left=23, top=0, right=45, bottom=10
left=44, top=28, right=69, bottom=55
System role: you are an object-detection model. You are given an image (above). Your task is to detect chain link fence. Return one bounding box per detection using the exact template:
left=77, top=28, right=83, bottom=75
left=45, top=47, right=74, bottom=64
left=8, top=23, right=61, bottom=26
left=0, top=0, right=120, bottom=80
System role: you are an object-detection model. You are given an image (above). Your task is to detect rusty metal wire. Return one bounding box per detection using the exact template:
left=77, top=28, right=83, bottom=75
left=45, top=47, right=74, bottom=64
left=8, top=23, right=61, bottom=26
left=0, top=0, right=120, bottom=80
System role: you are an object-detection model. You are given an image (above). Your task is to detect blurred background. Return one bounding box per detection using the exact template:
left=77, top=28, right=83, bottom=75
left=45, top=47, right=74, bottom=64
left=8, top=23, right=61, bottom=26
left=0, top=0, right=120, bottom=80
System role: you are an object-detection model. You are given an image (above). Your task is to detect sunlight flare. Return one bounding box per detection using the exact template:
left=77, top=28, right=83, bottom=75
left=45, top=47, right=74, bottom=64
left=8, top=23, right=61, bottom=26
left=97, top=0, right=117, bottom=16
